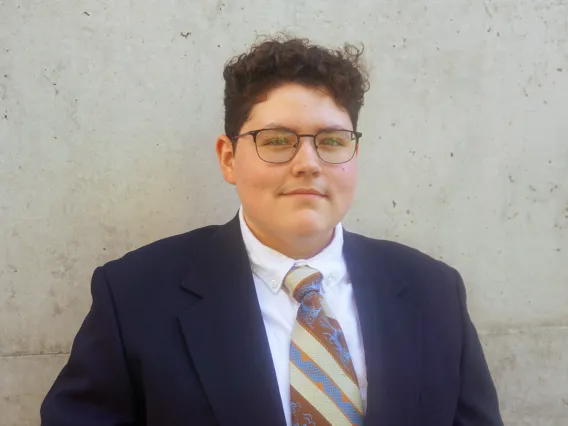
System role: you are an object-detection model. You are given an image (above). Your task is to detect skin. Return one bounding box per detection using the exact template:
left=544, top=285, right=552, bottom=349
left=216, top=83, right=359, bottom=259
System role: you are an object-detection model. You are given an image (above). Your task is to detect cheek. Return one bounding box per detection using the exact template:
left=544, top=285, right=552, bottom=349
left=334, top=164, right=358, bottom=195
left=236, top=161, right=279, bottom=196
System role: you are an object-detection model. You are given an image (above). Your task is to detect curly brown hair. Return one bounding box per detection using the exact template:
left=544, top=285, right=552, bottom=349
left=222, top=35, right=370, bottom=140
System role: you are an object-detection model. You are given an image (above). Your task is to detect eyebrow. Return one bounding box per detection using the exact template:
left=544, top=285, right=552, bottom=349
left=262, top=122, right=352, bottom=132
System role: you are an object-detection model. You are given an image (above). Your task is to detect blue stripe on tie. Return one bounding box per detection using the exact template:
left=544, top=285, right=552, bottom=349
left=290, top=344, right=362, bottom=425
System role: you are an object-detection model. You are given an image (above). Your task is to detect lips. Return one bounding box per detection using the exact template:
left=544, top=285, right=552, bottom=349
left=282, top=188, right=326, bottom=197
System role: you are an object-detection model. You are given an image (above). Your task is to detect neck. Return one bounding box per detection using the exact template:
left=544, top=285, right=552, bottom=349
left=244, top=216, right=335, bottom=260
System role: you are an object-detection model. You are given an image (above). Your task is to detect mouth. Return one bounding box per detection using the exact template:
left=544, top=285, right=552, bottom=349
left=282, top=188, right=326, bottom=197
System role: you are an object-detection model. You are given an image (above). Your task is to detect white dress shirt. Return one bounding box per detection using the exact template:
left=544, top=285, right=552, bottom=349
left=238, top=208, right=367, bottom=426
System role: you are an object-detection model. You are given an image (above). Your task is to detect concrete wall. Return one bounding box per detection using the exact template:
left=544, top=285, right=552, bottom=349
left=1, top=0, right=567, bottom=424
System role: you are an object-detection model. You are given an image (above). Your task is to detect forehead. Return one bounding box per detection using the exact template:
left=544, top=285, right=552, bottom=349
left=243, top=83, right=353, bottom=132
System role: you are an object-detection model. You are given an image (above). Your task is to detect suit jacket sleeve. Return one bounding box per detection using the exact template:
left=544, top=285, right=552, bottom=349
left=41, top=266, right=137, bottom=426
left=453, top=269, right=504, bottom=426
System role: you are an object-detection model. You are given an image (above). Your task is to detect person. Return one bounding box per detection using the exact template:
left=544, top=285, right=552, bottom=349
left=40, top=36, right=503, bottom=426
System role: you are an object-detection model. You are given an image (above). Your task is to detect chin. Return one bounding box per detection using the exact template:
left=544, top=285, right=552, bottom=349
left=286, top=211, right=328, bottom=236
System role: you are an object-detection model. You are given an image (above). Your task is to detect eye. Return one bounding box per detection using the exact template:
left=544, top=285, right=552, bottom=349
left=320, top=138, right=344, bottom=146
left=257, top=130, right=296, bottom=147
left=264, top=137, right=292, bottom=146
left=317, top=130, right=353, bottom=148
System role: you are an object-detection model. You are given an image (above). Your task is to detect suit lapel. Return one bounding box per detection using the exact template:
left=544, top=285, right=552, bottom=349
left=344, top=231, right=422, bottom=426
left=178, top=215, right=286, bottom=426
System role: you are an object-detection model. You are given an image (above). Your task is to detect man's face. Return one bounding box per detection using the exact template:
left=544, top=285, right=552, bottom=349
left=217, top=83, right=358, bottom=250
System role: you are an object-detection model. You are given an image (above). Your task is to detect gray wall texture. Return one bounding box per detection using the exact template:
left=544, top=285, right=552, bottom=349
left=1, top=0, right=567, bottom=425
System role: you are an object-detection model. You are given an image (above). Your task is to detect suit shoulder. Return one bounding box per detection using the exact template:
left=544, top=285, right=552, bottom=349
left=101, top=224, right=220, bottom=281
left=345, top=231, right=459, bottom=283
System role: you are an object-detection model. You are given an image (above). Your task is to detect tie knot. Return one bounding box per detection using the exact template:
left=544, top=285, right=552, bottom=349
left=283, top=265, right=323, bottom=302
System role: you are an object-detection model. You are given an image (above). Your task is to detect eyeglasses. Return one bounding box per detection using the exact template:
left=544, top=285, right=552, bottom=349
left=231, top=128, right=361, bottom=164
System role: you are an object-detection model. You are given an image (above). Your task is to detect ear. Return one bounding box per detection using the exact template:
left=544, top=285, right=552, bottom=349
left=216, top=134, right=237, bottom=185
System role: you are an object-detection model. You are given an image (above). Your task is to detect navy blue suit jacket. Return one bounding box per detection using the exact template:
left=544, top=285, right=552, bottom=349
left=41, top=215, right=503, bottom=425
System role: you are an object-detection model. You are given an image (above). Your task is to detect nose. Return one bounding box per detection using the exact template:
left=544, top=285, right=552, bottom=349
left=290, top=136, right=322, bottom=176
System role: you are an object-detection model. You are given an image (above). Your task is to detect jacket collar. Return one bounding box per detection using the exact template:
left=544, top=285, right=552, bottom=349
left=179, top=213, right=287, bottom=426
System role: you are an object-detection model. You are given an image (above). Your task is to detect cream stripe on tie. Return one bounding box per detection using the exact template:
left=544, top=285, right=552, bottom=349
left=292, top=322, right=363, bottom=414
left=290, top=362, right=354, bottom=426
left=285, top=265, right=363, bottom=426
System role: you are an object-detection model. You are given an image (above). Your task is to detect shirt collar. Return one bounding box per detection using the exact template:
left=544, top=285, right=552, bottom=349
left=238, top=206, right=347, bottom=294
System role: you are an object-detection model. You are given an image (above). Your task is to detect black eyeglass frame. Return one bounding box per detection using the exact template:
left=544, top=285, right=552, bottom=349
left=231, top=128, right=362, bottom=164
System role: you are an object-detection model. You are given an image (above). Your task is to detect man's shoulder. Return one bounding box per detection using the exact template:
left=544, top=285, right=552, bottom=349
left=101, top=223, right=221, bottom=282
left=345, top=230, right=458, bottom=284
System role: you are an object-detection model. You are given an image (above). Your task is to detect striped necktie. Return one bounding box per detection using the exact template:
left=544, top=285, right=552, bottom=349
left=284, top=265, right=363, bottom=426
